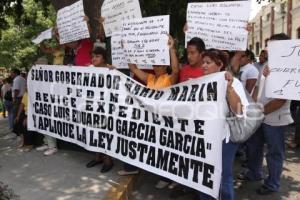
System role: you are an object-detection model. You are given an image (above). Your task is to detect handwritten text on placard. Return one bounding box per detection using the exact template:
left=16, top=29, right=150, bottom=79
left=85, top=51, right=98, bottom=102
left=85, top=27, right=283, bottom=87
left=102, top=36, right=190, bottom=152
left=266, top=40, right=300, bottom=100
left=186, top=1, right=250, bottom=50
left=57, top=0, right=90, bottom=44
left=101, top=0, right=142, bottom=37
left=111, top=33, right=153, bottom=69
left=122, top=15, right=170, bottom=66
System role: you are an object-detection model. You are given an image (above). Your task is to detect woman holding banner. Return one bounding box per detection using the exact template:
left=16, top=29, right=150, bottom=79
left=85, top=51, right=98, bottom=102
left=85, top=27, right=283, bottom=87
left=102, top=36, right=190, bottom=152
left=198, top=49, right=248, bottom=200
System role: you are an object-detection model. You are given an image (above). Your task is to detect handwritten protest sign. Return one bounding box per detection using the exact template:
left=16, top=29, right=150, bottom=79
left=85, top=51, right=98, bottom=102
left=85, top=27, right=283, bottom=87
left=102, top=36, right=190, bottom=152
left=111, top=33, right=152, bottom=69
left=265, top=40, right=300, bottom=100
left=28, top=65, right=227, bottom=198
left=186, top=1, right=250, bottom=50
left=56, top=0, right=90, bottom=44
left=101, top=0, right=142, bottom=37
left=122, top=15, right=170, bottom=66
left=32, top=28, right=53, bottom=44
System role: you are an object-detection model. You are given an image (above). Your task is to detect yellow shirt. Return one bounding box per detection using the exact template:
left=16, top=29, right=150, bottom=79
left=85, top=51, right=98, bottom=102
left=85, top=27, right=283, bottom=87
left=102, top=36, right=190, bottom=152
left=22, top=92, right=28, bottom=115
left=53, top=49, right=65, bottom=65
left=146, top=74, right=172, bottom=90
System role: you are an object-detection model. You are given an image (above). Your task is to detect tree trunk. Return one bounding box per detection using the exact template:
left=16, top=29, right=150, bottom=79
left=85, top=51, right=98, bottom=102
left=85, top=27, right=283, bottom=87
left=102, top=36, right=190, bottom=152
left=50, top=0, right=104, bottom=40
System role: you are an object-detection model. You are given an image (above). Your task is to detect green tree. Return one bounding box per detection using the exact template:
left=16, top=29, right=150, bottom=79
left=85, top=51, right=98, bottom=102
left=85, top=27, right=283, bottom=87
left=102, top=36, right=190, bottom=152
left=0, top=0, right=56, bottom=70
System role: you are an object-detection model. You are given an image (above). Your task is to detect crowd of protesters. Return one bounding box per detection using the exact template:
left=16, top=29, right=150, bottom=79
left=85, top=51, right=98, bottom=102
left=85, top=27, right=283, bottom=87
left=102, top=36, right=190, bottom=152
left=0, top=11, right=299, bottom=200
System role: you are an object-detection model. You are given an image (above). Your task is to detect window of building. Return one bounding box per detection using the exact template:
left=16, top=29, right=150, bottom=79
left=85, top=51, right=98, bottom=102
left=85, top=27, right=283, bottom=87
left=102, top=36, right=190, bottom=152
left=297, top=27, right=300, bottom=39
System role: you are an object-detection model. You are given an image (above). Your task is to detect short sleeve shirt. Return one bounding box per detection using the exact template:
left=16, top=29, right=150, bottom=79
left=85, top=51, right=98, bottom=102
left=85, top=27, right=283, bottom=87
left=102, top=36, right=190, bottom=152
left=146, top=74, right=172, bottom=90
left=179, top=65, right=204, bottom=83
left=12, top=76, right=26, bottom=98
left=238, top=63, right=259, bottom=87
left=21, top=92, right=28, bottom=115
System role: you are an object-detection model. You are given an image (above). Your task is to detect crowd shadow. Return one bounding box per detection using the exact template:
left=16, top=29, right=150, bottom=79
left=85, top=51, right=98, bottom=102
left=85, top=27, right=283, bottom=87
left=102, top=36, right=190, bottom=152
left=0, top=120, right=122, bottom=200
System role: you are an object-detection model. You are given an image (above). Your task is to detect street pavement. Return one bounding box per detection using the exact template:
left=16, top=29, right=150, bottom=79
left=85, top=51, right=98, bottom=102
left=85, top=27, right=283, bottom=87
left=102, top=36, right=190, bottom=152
left=0, top=118, right=124, bottom=200
left=1, top=117, right=300, bottom=200
left=130, top=126, right=300, bottom=200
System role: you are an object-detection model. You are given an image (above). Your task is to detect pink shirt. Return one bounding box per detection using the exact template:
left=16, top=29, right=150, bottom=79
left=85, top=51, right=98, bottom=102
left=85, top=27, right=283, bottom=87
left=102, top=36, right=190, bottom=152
left=74, top=39, right=93, bottom=66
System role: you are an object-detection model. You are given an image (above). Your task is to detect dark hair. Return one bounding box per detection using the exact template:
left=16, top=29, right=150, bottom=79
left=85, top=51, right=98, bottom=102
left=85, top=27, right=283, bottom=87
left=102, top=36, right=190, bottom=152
left=4, top=77, right=13, bottom=84
left=187, top=37, right=206, bottom=53
left=11, top=68, right=20, bottom=75
left=92, top=47, right=107, bottom=61
left=202, top=48, right=229, bottom=68
left=245, top=49, right=255, bottom=62
left=270, top=33, right=290, bottom=41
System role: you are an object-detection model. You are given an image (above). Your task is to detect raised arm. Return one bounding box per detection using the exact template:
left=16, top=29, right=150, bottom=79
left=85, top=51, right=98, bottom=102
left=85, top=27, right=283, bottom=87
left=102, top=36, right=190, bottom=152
left=245, top=79, right=257, bottom=94
left=128, top=64, right=149, bottom=84
left=83, top=15, right=92, bottom=34
left=40, top=42, right=55, bottom=54
left=225, top=72, right=243, bottom=115
left=168, top=35, right=179, bottom=85
left=96, top=16, right=106, bottom=41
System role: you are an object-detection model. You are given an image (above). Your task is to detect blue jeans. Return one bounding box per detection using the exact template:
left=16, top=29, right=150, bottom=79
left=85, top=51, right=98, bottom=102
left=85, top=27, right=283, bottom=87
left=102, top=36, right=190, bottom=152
left=199, top=140, right=239, bottom=200
left=4, top=100, right=13, bottom=129
left=246, top=123, right=285, bottom=191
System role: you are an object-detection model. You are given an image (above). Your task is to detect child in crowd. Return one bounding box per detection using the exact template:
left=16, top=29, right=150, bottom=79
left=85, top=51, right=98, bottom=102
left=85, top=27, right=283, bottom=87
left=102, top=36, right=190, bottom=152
left=118, top=35, right=179, bottom=189
left=85, top=47, right=114, bottom=173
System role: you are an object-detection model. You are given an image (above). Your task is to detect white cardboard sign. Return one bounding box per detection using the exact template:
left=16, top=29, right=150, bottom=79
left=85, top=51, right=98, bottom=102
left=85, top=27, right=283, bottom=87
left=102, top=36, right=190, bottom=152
left=56, top=0, right=90, bottom=44
left=265, top=40, right=300, bottom=100
left=101, top=0, right=142, bottom=37
left=32, top=28, right=53, bottom=44
left=122, top=15, right=170, bottom=66
left=186, top=1, right=250, bottom=50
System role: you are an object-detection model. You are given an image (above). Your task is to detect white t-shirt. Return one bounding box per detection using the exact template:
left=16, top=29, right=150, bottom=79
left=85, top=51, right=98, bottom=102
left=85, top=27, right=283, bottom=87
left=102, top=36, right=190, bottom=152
left=258, top=76, right=293, bottom=126
left=12, top=75, right=26, bottom=98
left=239, top=63, right=259, bottom=88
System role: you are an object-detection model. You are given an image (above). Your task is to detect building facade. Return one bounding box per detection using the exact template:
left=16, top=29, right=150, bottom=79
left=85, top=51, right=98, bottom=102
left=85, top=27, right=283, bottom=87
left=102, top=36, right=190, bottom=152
left=248, top=0, right=300, bottom=55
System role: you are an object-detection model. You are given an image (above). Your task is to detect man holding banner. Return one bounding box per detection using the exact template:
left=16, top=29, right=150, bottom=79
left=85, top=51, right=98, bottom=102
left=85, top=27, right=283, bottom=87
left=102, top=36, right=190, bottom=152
left=239, top=33, right=294, bottom=195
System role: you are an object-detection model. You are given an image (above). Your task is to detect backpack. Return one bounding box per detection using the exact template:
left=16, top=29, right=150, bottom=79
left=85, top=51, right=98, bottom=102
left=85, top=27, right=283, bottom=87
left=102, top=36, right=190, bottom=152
left=4, top=89, right=13, bottom=101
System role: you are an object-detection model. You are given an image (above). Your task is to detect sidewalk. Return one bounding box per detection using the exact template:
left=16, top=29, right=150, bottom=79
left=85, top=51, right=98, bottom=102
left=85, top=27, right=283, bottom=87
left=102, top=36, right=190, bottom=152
left=130, top=126, right=300, bottom=200
left=1, top=116, right=300, bottom=200
left=0, top=118, right=135, bottom=200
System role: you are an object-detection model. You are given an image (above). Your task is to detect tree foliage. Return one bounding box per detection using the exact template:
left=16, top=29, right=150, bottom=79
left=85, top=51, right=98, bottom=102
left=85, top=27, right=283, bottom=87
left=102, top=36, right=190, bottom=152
left=0, top=0, right=55, bottom=70
left=0, top=0, right=51, bottom=30
left=0, top=0, right=274, bottom=70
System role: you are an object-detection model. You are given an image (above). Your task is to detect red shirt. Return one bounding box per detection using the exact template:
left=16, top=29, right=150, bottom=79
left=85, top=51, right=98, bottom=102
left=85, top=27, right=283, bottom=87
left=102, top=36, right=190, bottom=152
left=179, top=64, right=204, bottom=83
left=74, top=39, right=93, bottom=66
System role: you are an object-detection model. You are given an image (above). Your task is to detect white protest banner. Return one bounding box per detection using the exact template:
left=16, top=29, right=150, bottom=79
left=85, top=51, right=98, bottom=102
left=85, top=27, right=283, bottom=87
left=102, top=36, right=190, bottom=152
left=186, top=1, right=250, bottom=50
left=32, top=28, right=53, bottom=44
left=101, top=0, right=142, bottom=37
left=122, top=15, right=170, bottom=66
left=28, top=65, right=227, bottom=198
left=111, top=33, right=152, bottom=69
left=56, top=0, right=90, bottom=44
left=265, top=40, right=300, bottom=100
